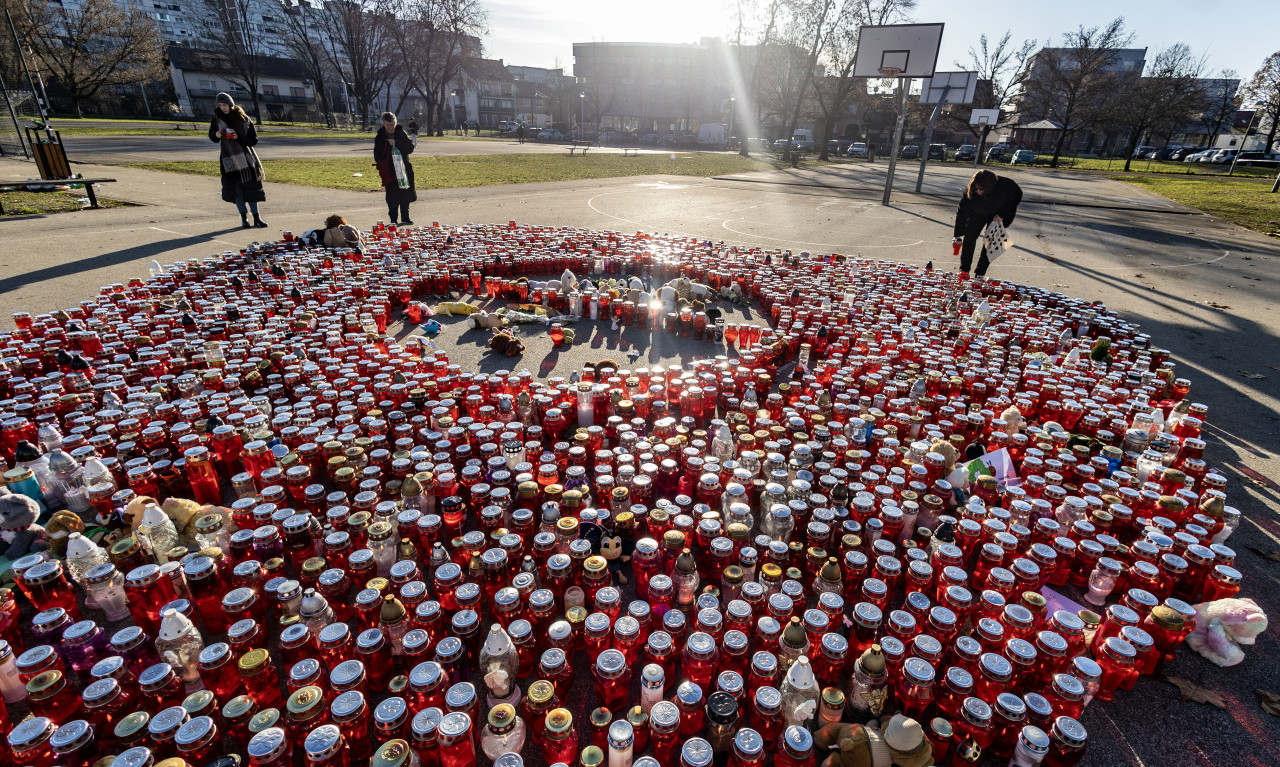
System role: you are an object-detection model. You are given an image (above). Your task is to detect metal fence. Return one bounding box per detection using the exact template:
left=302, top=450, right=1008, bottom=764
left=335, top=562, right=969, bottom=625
left=0, top=80, right=31, bottom=158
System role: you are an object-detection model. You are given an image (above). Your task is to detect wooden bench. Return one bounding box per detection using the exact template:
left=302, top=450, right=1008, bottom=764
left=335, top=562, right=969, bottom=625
left=568, top=141, right=592, bottom=156
left=0, top=177, right=117, bottom=215
left=621, top=147, right=640, bottom=157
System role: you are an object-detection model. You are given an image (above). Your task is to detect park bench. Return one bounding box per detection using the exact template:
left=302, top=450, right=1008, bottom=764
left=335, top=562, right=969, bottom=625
left=569, top=141, right=592, bottom=156
left=0, top=177, right=117, bottom=215
left=621, top=147, right=640, bottom=157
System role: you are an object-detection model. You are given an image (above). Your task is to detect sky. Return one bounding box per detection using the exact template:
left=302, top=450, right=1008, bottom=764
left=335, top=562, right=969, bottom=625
left=483, top=0, right=1278, bottom=83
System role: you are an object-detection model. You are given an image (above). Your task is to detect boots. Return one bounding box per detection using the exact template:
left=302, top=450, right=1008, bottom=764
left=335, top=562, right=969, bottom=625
left=253, top=214, right=268, bottom=228
left=240, top=214, right=251, bottom=228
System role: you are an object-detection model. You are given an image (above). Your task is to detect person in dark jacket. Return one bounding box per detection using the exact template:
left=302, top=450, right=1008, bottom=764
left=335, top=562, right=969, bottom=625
left=208, top=92, right=267, bottom=228
left=374, top=111, right=417, bottom=225
left=953, top=169, right=1023, bottom=277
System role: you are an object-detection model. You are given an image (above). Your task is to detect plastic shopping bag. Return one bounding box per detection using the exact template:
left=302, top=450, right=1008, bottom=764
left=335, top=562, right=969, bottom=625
left=390, top=148, right=410, bottom=189
left=983, top=218, right=1012, bottom=262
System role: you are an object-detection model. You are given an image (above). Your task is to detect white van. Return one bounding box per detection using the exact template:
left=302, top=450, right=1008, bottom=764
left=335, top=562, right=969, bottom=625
left=697, top=123, right=728, bottom=148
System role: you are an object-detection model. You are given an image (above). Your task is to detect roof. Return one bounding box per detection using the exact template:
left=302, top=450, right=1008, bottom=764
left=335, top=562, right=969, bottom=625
left=167, top=45, right=312, bottom=80
left=465, top=58, right=512, bottom=83
left=1018, top=119, right=1063, bottom=130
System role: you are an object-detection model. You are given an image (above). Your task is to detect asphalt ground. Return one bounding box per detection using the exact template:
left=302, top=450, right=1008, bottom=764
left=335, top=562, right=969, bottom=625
left=2, top=150, right=1280, bottom=765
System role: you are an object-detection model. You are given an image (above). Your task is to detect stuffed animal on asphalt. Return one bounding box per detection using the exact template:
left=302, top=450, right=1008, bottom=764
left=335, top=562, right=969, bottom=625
left=0, top=487, right=48, bottom=558
left=436, top=301, right=481, bottom=316
left=421, top=319, right=442, bottom=336
left=470, top=310, right=504, bottom=330
left=488, top=330, right=525, bottom=357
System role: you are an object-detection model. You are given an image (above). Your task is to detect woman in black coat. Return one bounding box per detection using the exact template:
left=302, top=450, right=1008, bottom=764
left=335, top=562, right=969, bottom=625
left=208, top=92, right=267, bottom=228
left=953, top=169, right=1023, bottom=278
left=374, top=111, right=417, bottom=225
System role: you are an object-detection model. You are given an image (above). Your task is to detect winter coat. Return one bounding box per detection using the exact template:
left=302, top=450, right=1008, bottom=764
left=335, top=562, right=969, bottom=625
left=209, top=110, right=265, bottom=204
left=374, top=124, right=417, bottom=203
left=953, top=175, right=1022, bottom=237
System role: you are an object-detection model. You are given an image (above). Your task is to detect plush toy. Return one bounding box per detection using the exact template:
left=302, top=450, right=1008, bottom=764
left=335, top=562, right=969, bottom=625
left=1196, top=597, right=1268, bottom=645
left=488, top=331, right=525, bottom=357
left=813, top=715, right=933, bottom=767
left=469, top=311, right=502, bottom=330
left=44, top=510, right=87, bottom=558
left=0, top=487, right=48, bottom=558
left=601, top=511, right=637, bottom=585
left=120, top=495, right=227, bottom=546
left=436, top=301, right=480, bottom=316
left=999, top=405, right=1025, bottom=435
left=561, top=328, right=575, bottom=346
left=420, top=319, right=442, bottom=336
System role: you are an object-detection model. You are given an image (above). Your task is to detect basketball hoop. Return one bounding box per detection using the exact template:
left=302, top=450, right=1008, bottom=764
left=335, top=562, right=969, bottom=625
left=877, top=66, right=903, bottom=79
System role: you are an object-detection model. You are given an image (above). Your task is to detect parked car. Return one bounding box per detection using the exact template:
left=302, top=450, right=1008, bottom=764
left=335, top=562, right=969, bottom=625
left=845, top=142, right=868, bottom=158
left=1184, top=149, right=1216, bottom=162
left=954, top=144, right=977, bottom=161
left=1209, top=149, right=1237, bottom=164
left=639, top=133, right=661, bottom=145
left=1171, top=146, right=1204, bottom=161
left=1132, top=145, right=1156, bottom=158
left=538, top=129, right=563, bottom=142
left=898, top=145, right=920, bottom=159
left=927, top=144, right=948, bottom=161
left=1009, top=149, right=1036, bottom=165
left=1234, top=151, right=1280, bottom=168
left=985, top=146, right=1006, bottom=162
left=598, top=130, right=623, bottom=144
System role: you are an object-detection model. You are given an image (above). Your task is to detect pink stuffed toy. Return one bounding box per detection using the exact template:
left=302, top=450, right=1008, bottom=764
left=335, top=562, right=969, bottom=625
left=1187, top=597, right=1268, bottom=667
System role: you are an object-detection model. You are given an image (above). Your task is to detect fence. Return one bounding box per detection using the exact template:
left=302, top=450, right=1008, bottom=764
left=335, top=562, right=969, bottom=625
left=0, top=79, right=32, bottom=159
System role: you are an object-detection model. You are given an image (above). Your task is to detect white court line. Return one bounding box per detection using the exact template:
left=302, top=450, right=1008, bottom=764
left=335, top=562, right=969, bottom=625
left=150, top=226, right=240, bottom=246
left=720, top=219, right=924, bottom=249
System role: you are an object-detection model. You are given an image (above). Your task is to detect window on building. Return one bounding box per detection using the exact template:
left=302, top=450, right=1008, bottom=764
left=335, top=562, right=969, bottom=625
left=199, top=79, right=215, bottom=91
left=262, top=84, right=280, bottom=96
left=291, top=87, right=305, bottom=98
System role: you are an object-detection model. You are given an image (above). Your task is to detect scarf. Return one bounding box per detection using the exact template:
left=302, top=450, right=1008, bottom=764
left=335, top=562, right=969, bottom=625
left=217, top=118, right=264, bottom=185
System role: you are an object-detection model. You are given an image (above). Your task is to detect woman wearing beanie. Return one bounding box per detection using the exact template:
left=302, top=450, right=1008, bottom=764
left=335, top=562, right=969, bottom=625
left=374, top=111, right=417, bottom=225
left=208, top=92, right=268, bottom=228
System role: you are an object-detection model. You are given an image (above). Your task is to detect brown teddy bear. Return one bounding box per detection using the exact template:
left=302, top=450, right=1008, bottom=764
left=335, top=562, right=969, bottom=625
left=813, top=715, right=934, bottom=767
left=488, top=330, right=526, bottom=357
left=44, top=510, right=87, bottom=559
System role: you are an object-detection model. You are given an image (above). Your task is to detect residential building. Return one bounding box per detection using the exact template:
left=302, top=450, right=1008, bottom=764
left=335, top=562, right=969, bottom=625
left=466, top=58, right=515, bottom=130
left=508, top=65, right=576, bottom=129
left=1013, top=47, right=1147, bottom=155
left=168, top=45, right=318, bottom=121
left=572, top=41, right=729, bottom=135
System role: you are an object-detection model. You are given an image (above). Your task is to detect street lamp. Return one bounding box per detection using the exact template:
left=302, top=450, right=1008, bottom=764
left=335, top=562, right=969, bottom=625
left=579, top=92, right=585, bottom=136
left=450, top=89, right=458, bottom=134
left=729, top=95, right=735, bottom=147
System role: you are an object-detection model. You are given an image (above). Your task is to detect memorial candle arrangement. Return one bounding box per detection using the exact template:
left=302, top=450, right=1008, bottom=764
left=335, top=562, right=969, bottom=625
left=0, top=222, right=1243, bottom=767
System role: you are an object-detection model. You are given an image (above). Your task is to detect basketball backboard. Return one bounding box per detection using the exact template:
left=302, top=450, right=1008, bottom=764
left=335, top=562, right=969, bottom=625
left=919, top=71, right=978, bottom=105
left=969, top=109, right=1000, bottom=126
left=853, top=23, right=945, bottom=79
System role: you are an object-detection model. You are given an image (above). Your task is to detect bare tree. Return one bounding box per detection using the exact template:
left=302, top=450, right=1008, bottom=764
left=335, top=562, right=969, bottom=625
left=1018, top=17, right=1134, bottom=167
left=960, top=30, right=1035, bottom=162
left=1196, top=70, right=1239, bottom=149
left=1110, top=44, right=1206, bottom=171
left=7, top=0, right=167, bottom=118
left=196, top=0, right=269, bottom=120
left=276, top=0, right=333, bottom=124
left=319, top=0, right=396, bottom=128
left=776, top=0, right=835, bottom=154
left=1245, top=52, right=1280, bottom=152
left=809, top=0, right=916, bottom=161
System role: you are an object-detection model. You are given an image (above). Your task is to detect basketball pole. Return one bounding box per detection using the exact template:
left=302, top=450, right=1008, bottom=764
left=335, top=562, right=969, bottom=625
left=882, top=78, right=909, bottom=206
left=914, top=83, right=951, bottom=193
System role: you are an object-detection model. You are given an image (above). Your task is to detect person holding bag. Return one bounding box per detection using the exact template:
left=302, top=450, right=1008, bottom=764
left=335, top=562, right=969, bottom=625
left=374, top=111, right=417, bottom=225
left=952, top=169, right=1022, bottom=279
left=209, top=92, right=267, bottom=228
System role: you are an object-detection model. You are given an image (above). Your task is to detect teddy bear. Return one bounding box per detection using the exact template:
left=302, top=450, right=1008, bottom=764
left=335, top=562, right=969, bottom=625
left=813, top=716, right=934, bottom=767
left=0, top=487, right=48, bottom=559
left=44, top=510, right=87, bottom=559
left=1187, top=597, right=1269, bottom=667
left=470, top=310, right=504, bottom=330
left=121, top=495, right=228, bottom=547
left=488, top=331, right=525, bottom=357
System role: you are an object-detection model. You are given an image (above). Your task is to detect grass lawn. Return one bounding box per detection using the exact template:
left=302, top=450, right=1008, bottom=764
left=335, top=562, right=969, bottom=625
left=1111, top=175, right=1280, bottom=236
left=1035, top=155, right=1275, bottom=179
left=1, top=187, right=130, bottom=216
left=54, top=125, right=373, bottom=139
left=124, top=153, right=798, bottom=192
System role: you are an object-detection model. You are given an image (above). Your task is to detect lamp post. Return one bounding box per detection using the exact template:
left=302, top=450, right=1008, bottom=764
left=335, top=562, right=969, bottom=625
left=450, top=89, right=458, bottom=134
left=579, top=92, right=585, bottom=137
left=729, top=95, right=735, bottom=150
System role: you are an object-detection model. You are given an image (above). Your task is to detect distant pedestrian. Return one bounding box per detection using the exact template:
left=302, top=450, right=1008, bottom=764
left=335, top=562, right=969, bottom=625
left=408, top=117, right=419, bottom=144
left=867, top=144, right=875, bottom=163
left=208, top=92, right=267, bottom=228
left=953, top=169, right=1023, bottom=279
left=374, top=111, right=416, bottom=225
left=517, top=125, right=525, bottom=144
